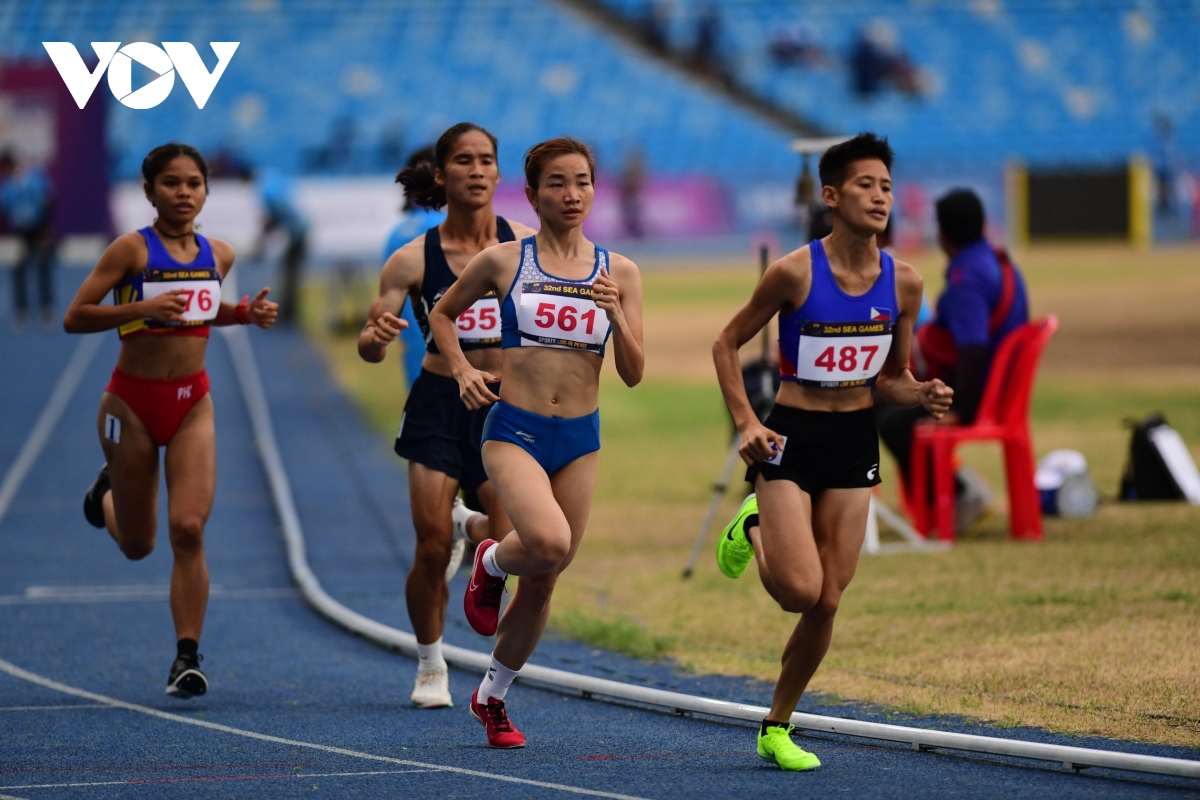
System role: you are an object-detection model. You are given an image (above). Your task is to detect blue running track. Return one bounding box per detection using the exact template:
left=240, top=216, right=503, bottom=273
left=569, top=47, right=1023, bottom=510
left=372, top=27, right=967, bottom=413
left=1, top=269, right=1198, bottom=799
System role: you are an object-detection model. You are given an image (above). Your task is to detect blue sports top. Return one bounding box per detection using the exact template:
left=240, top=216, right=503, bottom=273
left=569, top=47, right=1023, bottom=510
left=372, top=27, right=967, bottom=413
left=113, top=227, right=222, bottom=340
left=501, top=236, right=612, bottom=356
left=935, top=239, right=1028, bottom=351
left=778, top=239, right=897, bottom=388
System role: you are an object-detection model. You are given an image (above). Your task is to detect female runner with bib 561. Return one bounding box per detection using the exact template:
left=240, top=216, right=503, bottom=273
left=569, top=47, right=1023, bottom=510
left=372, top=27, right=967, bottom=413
left=430, top=137, right=644, bottom=749
left=713, top=134, right=952, bottom=771
left=63, top=143, right=279, bottom=699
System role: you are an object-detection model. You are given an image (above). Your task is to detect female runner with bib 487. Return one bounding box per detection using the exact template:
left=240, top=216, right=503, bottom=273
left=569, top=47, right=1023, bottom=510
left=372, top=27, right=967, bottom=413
left=712, top=134, right=952, bottom=772
left=63, top=143, right=278, bottom=699
left=430, top=137, right=643, bottom=749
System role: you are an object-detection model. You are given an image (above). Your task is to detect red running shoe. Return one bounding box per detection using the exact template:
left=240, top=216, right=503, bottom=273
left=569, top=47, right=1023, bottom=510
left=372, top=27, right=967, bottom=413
left=464, top=539, right=505, bottom=636
left=470, top=688, right=525, bottom=748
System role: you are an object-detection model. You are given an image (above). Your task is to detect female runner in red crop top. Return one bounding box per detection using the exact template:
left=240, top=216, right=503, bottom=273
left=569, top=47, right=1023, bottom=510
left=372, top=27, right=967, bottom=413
left=63, top=143, right=278, bottom=699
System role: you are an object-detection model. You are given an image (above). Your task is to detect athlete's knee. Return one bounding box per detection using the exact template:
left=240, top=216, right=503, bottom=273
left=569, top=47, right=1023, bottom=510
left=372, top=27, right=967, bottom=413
left=773, top=580, right=822, bottom=614
left=524, top=533, right=571, bottom=572
left=413, top=537, right=452, bottom=574
left=168, top=515, right=206, bottom=551
left=806, top=591, right=843, bottom=622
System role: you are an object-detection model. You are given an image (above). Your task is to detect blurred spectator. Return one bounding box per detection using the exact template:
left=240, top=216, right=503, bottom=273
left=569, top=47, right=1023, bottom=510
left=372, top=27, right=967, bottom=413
left=383, top=146, right=445, bottom=388
left=875, top=189, right=1029, bottom=532
left=619, top=148, right=646, bottom=239
left=1151, top=115, right=1181, bottom=214
left=635, top=2, right=669, bottom=54
left=690, top=5, right=728, bottom=81
left=0, top=151, right=56, bottom=326
left=769, top=21, right=827, bottom=68
left=254, top=168, right=309, bottom=325
left=307, top=115, right=358, bottom=172
left=850, top=20, right=927, bottom=99
left=377, top=120, right=406, bottom=171
left=208, top=144, right=253, bottom=179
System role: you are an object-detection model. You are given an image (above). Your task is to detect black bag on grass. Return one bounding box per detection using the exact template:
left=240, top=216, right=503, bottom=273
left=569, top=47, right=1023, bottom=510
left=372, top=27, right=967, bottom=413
left=1120, top=414, right=1185, bottom=501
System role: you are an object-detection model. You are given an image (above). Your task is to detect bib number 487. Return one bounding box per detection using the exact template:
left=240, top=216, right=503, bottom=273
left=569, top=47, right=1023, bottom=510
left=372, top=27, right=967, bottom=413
left=814, top=344, right=879, bottom=373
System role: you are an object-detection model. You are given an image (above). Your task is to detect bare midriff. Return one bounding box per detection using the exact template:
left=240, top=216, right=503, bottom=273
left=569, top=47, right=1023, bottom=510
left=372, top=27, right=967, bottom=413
left=775, top=381, right=874, bottom=413
left=115, top=335, right=208, bottom=379
left=496, top=347, right=602, bottom=418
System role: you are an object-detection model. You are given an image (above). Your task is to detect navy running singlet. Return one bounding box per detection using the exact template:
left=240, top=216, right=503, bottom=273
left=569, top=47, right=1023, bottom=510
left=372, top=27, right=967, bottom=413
left=412, top=217, right=515, bottom=354
left=778, top=239, right=897, bottom=388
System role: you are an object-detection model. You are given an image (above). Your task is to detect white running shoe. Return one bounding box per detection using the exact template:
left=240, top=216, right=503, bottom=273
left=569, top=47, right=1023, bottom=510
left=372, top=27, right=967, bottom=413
left=411, top=669, right=453, bottom=708
left=445, top=539, right=467, bottom=582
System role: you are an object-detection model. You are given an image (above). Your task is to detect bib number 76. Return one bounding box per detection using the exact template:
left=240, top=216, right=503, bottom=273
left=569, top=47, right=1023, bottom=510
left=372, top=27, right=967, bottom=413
left=814, top=344, right=879, bottom=373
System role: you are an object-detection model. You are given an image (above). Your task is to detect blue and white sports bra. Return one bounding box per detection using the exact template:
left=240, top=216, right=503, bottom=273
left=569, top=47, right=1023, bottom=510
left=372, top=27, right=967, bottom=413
left=501, top=236, right=612, bottom=356
left=778, top=239, right=897, bottom=388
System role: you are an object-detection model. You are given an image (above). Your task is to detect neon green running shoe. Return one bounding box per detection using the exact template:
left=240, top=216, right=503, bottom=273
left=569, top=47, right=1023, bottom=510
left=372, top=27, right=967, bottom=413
left=716, top=493, right=757, bottom=579
left=757, top=723, right=821, bottom=771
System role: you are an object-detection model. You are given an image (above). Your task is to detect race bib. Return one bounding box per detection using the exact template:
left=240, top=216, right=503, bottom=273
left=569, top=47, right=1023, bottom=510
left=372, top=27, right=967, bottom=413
left=517, top=281, right=610, bottom=352
left=143, top=274, right=221, bottom=323
left=795, top=320, right=893, bottom=388
left=455, top=295, right=502, bottom=345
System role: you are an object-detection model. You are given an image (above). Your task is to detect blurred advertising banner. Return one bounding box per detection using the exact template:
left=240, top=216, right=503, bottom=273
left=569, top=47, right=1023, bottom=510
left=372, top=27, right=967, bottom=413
left=0, top=58, right=109, bottom=236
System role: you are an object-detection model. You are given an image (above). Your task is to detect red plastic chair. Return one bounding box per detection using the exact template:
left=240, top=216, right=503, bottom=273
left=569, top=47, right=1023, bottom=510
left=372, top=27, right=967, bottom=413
left=909, top=315, right=1059, bottom=542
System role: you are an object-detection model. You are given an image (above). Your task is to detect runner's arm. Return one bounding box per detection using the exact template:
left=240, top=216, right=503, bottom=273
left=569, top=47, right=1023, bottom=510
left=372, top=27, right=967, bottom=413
left=62, top=234, right=187, bottom=333
left=358, top=242, right=419, bottom=363
left=712, top=259, right=796, bottom=464
left=595, top=253, right=644, bottom=387
left=876, top=260, right=953, bottom=418
left=429, top=247, right=502, bottom=410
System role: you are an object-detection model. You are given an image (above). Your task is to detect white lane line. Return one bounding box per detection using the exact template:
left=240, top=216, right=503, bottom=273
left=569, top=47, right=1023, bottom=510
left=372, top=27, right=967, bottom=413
left=0, top=703, right=111, bottom=712
left=0, top=588, right=299, bottom=606
left=0, top=769, right=433, bottom=791
left=0, top=792, right=29, bottom=800
left=0, top=657, right=649, bottom=800
left=0, top=334, right=102, bottom=527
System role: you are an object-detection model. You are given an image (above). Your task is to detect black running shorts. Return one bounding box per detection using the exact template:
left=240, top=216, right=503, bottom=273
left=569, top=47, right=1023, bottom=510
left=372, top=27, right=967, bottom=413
left=394, top=370, right=495, bottom=492
left=745, top=405, right=881, bottom=496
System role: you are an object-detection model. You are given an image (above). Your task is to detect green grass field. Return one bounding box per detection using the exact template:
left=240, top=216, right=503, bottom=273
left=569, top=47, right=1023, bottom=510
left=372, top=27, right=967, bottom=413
left=302, top=243, right=1200, bottom=747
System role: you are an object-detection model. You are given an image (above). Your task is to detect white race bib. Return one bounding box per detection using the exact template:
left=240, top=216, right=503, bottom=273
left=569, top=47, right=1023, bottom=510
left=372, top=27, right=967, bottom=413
left=795, top=321, right=892, bottom=388
left=455, top=295, right=501, bottom=344
left=143, top=278, right=221, bottom=323
left=516, top=281, right=609, bottom=352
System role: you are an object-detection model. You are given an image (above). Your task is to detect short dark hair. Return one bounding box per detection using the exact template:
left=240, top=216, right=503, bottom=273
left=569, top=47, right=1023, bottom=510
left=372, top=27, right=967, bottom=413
left=936, top=188, right=986, bottom=247
left=395, top=122, right=497, bottom=210
left=818, top=132, right=893, bottom=189
left=142, top=143, right=208, bottom=187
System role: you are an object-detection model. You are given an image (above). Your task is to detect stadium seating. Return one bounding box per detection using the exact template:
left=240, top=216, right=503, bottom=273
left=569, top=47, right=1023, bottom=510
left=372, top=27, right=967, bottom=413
left=1, top=0, right=798, bottom=181
left=599, top=0, right=1199, bottom=171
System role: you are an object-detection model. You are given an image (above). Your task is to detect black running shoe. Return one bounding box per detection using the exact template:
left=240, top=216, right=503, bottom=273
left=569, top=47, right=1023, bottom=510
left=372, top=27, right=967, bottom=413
left=83, top=464, right=110, bottom=529
left=166, top=653, right=207, bottom=699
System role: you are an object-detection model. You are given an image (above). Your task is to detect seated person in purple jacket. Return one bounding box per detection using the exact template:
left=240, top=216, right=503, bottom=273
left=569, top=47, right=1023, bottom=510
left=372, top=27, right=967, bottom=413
left=876, top=188, right=1029, bottom=531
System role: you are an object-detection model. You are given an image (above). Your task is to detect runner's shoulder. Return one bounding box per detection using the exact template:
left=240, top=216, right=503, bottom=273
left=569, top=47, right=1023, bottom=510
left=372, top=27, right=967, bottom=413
left=891, top=256, right=923, bottom=295
left=382, top=236, right=426, bottom=283
left=508, top=219, right=538, bottom=239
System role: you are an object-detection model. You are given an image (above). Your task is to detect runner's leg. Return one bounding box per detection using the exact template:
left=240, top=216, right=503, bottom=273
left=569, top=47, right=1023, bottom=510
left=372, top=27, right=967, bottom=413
left=163, top=395, right=216, bottom=644
left=765, top=486, right=870, bottom=722
left=96, top=392, right=160, bottom=560
left=407, top=462, right=459, bottom=644
left=474, top=480, right=512, bottom=544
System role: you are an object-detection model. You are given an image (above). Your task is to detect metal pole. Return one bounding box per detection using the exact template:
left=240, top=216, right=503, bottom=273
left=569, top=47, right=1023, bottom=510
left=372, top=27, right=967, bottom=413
left=224, top=327, right=1200, bottom=783
left=682, top=435, right=743, bottom=578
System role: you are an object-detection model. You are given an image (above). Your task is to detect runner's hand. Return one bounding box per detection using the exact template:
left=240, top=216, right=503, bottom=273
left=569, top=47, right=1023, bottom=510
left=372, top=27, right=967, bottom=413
left=455, top=366, right=500, bottom=411
left=919, top=379, right=954, bottom=419
left=366, top=311, right=406, bottom=347
left=141, top=290, right=187, bottom=323
left=248, top=288, right=280, bottom=329
left=738, top=420, right=786, bottom=466
left=592, top=267, right=621, bottom=323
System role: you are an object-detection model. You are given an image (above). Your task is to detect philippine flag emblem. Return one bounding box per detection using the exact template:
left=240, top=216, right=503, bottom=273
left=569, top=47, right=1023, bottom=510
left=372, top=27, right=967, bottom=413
left=870, top=307, right=892, bottom=321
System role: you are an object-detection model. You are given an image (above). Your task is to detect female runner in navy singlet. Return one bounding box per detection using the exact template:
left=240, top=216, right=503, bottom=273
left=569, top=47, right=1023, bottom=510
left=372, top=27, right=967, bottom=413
left=430, top=137, right=644, bottom=748
left=712, top=134, right=952, bottom=771
left=63, top=144, right=279, bottom=699
left=358, top=123, right=536, bottom=709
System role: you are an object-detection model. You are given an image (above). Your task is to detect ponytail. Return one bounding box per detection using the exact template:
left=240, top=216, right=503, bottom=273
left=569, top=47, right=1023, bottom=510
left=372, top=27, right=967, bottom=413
left=396, top=159, right=445, bottom=210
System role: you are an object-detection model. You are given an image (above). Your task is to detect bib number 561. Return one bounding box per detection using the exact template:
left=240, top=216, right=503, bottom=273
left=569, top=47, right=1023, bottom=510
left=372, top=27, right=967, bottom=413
left=814, top=344, right=879, bottom=372
left=534, top=302, right=597, bottom=335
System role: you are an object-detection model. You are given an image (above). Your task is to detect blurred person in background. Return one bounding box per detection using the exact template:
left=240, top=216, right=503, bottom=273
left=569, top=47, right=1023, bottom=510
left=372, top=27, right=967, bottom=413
left=0, top=151, right=56, bottom=327
left=1151, top=114, right=1181, bottom=215
left=619, top=147, right=646, bottom=239
left=850, top=20, right=926, bottom=99
left=383, top=145, right=446, bottom=389
left=254, top=167, right=308, bottom=325
left=875, top=188, right=1028, bottom=532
